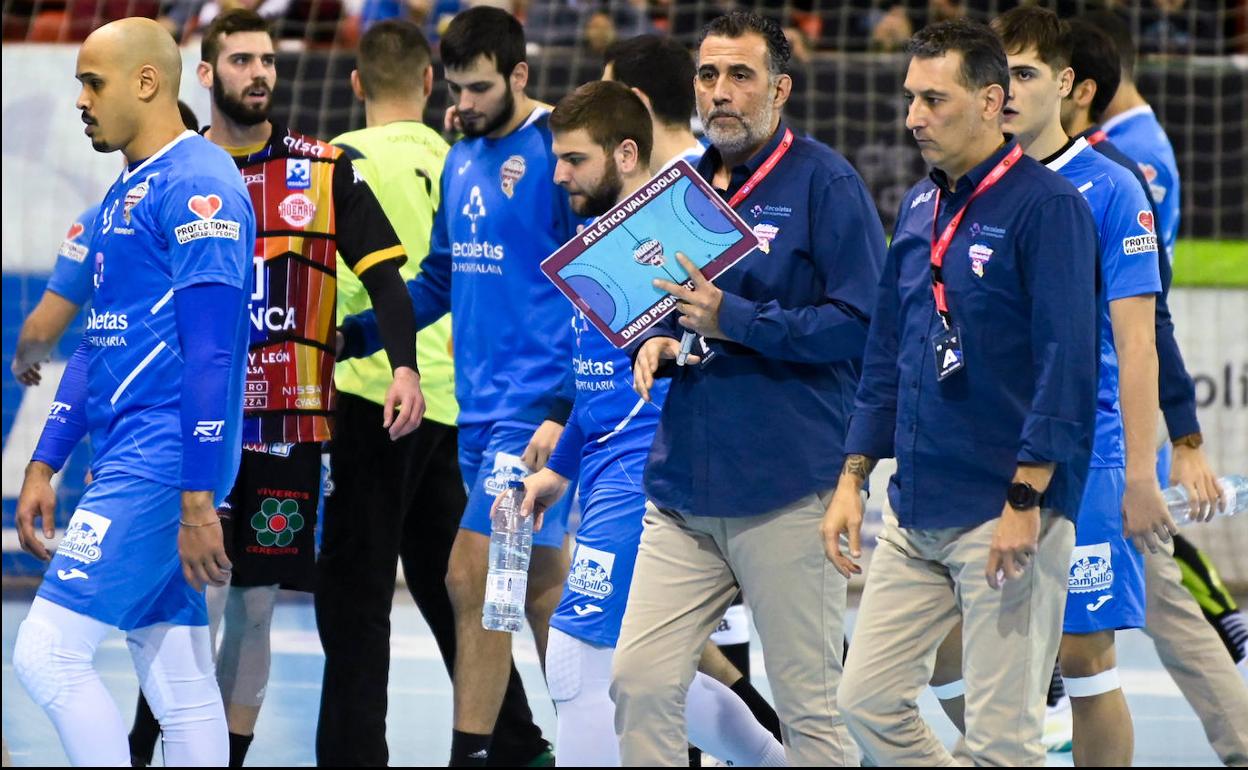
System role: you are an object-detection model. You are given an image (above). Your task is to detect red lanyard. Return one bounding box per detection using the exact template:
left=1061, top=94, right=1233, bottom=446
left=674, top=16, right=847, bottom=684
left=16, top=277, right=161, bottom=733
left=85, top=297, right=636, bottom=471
left=727, top=128, right=794, bottom=208
left=929, top=143, right=1024, bottom=328
left=1087, top=129, right=1108, bottom=146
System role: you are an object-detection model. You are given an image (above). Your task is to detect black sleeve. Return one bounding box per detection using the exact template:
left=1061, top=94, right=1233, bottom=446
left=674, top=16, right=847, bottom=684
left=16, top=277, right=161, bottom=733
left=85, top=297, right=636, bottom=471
left=331, top=154, right=406, bottom=276
left=357, top=259, right=418, bottom=373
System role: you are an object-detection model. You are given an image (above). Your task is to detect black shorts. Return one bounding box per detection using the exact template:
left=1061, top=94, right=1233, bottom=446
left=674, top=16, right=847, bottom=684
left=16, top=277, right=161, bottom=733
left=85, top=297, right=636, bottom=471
left=219, top=442, right=321, bottom=592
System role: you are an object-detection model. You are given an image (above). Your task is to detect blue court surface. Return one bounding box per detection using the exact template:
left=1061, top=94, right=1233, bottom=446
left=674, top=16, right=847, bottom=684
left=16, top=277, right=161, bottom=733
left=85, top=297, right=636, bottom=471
left=1, top=587, right=1230, bottom=766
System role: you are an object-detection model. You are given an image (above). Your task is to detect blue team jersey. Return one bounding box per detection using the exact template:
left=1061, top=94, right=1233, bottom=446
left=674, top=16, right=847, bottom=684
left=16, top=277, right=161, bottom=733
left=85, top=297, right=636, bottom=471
left=430, top=109, right=579, bottom=426
left=549, top=312, right=667, bottom=493
left=1048, top=138, right=1161, bottom=468
left=1102, top=106, right=1180, bottom=258
left=85, top=132, right=254, bottom=503
left=46, top=204, right=99, bottom=306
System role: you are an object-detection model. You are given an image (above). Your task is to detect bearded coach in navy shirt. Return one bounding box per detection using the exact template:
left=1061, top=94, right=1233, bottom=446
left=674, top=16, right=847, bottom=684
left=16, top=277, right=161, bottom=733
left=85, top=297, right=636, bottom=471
left=824, top=20, right=1099, bottom=766
left=612, top=11, right=886, bottom=766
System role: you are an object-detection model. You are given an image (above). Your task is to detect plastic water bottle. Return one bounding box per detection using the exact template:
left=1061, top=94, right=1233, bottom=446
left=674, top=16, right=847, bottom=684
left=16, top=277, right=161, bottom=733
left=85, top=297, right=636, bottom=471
left=482, top=480, right=532, bottom=632
left=1165, top=474, right=1248, bottom=522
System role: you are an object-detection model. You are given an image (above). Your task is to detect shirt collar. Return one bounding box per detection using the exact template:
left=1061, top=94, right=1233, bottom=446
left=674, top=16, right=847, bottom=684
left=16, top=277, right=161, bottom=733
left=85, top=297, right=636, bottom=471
left=699, top=121, right=788, bottom=194
left=928, top=136, right=1019, bottom=195
left=1100, top=104, right=1153, bottom=134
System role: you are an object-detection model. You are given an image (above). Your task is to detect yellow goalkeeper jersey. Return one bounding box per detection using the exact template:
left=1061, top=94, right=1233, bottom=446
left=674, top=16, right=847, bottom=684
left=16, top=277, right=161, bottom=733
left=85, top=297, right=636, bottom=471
left=332, top=120, right=457, bottom=426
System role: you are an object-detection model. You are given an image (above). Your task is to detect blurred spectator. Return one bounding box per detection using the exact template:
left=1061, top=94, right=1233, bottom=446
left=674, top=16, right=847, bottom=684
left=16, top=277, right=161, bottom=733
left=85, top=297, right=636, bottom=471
left=524, top=0, right=651, bottom=47
left=582, top=9, right=615, bottom=53
left=868, top=4, right=912, bottom=51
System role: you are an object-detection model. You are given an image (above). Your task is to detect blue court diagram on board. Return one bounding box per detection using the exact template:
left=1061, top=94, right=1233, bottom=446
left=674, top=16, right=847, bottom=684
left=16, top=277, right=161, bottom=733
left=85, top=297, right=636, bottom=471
left=557, top=176, right=743, bottom=332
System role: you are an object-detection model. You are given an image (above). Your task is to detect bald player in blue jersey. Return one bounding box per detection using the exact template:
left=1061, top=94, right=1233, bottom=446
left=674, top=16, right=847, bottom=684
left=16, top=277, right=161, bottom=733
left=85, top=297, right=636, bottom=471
left=338, top=7, right=576, bottom=765
left=12, top=18, right=253, bottom=767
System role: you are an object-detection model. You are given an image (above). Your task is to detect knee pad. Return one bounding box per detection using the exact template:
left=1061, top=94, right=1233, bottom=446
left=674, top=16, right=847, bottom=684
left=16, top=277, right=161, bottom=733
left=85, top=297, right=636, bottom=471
left=13, top=616, right=64, bottom=708
left=548, top=627, right=615, bottom=704
left=930, top=678, right=966, bottom=700
left=1064, top=668, right=1121, bottom=698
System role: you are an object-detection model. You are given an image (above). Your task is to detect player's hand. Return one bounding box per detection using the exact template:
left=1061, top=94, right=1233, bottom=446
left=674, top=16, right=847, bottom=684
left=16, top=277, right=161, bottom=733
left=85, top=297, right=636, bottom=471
left=652, top=253, right=725, bottom=340
left=522, top=420, right=564, bottom=472
left=12, top=358, right=43, bottom=386
left=1123, top=475, right=1178, bottom=553
left=16, top=462, right=58, bottom=561
left=383, top=366, right=424, bottom=441
left=444, top=105, right=464, bottom=135
left=509, top=468, right=570, bottom=533
left=821, top=481, right=866, bottom=578
left=178, top=491, right=232, bottom=592
left=633, top=336, right=697, bottom=401
left=986, top=504, right=1040, bottom=589
left=1170, top=443, right=1224, bottom=523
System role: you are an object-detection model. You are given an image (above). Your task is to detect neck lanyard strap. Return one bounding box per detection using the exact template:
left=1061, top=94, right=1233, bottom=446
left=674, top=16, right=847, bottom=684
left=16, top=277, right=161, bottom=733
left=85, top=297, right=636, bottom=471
left=929, top=143, right=1024, bottom=328
left=726, top=128, right=794, bottom=209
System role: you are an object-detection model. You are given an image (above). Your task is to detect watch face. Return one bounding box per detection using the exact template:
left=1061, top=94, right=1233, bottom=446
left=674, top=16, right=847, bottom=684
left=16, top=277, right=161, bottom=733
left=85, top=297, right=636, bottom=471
left=1009, top=483, right=1038, bottom=509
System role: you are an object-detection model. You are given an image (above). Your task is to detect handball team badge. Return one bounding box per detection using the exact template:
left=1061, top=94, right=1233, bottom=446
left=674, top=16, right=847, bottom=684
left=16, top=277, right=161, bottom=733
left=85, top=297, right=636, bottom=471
left=500, top=155, right=526, bottom=198
left=123, top=178, right=152, bottom=224
left=968, top=242, right=993, bottom=278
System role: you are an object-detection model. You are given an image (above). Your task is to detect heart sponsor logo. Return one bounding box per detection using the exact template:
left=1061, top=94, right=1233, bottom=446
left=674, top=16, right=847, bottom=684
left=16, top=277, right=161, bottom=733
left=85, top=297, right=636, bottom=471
left=1137, top=210, right=1155, bottom=234
left=188, top=194, right=223, bottom=220
left=65, top=222, right=86, bottom=241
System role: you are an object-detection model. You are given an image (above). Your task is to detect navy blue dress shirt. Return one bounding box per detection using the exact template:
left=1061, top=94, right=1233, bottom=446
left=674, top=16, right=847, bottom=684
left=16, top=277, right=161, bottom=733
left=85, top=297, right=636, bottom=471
left=636, top=122, right=887, bottom=519
left=844, top=139, right=1099, bottom=529
left=1081, top=128, right=1201, bottom=441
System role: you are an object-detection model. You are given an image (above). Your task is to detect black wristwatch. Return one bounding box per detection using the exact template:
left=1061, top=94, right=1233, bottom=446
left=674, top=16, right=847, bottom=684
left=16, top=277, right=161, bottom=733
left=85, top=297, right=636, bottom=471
left=1007, top=481, right=1042, bottom=511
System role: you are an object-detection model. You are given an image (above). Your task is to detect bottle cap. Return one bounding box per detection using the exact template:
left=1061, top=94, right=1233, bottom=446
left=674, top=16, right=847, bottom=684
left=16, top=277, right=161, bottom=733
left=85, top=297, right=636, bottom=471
left=507, top=479, right=526, bottom=490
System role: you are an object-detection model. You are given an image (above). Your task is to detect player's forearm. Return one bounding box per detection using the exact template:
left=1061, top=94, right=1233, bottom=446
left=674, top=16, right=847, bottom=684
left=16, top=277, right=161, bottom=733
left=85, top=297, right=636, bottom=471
left=1113, top=299, right=1162, bottom=482
left=30, top=340, right=91, bottom=472
left=358, top=260, right=419, bottom=372
left=15, top=296, right=79, bottom=367
left=175, top=282, right=245, bottom=492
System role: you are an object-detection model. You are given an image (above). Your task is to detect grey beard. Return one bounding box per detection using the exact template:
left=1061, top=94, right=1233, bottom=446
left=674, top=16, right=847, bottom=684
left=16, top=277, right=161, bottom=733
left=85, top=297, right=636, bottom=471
left=701, top=101, right=774, bottom=157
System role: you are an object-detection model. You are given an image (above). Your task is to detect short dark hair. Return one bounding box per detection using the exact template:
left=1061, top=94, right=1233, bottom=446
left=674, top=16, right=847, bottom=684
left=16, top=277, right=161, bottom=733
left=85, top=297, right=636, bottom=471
left=1080, top=10, right=1136, bottom=79
left=906, top=19, right=1009, bottom=94
left=201, top=8, right=273, bottom=68
left=177, top=100, right=199, bottom=132
left=357, top=19, right=432, bottom=100
left=1065, top=20, right=1121, bottom=123
left=991, top=5, right=1070, bottom=72
left=604, top=35, right=695, bottom=128
left=440, top=6, right=525, bottom=77
left=549, top=80, right=653, bottom=168
left=698, top=11, right=791, bottom=78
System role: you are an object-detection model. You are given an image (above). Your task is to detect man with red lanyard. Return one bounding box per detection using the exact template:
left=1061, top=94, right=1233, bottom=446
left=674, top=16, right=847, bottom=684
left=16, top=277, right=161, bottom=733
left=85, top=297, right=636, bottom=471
left=823, top=20, right=1100, bottom=766
left=618, top=11, right=886, bottom=766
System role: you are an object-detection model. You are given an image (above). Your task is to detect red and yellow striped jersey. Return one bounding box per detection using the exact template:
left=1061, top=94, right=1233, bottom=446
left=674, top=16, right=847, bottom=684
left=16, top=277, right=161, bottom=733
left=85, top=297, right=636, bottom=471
left=227, top=124, right=405, bottom=444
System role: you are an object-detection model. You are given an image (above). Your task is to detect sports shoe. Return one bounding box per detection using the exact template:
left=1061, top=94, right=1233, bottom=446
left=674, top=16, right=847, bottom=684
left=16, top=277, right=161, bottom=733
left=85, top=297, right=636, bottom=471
left=1042, top=695, right=1073, bottom=753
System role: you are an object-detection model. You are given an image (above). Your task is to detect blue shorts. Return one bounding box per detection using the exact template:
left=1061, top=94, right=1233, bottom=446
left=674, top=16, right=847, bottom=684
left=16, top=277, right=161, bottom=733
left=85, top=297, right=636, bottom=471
left=1063, top=466, right=1145, bottom=634
left=37, top=472, right=206, bottom=631
left=1155, top=441, right=1172, bottom=489
left=549, top=485, right=644, bottom=648
left=458, top=420, right=570, bottom=550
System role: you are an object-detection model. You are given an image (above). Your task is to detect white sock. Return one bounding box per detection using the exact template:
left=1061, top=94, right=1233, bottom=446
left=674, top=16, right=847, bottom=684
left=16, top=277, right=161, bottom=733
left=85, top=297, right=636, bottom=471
left=127, top=621, right=228, bottom=766
left=13, top=597, right=130, bottom=766
left=687, top=672, right=787, bottom=767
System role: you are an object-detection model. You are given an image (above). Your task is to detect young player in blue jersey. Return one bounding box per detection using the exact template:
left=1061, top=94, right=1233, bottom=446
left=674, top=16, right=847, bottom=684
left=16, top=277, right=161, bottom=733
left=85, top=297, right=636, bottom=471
left=1059, top=19, right=1248, bottom=761
left=337, top=8, right=576, bottom=765
left=11, top=19, right=253, bottom=767
left=517, top=80, right=785, bottom=769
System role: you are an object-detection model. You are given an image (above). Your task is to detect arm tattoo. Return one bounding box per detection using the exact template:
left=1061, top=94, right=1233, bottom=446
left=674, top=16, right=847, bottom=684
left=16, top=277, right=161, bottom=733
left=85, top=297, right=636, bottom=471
left=842, top=454, right=876, bottom=482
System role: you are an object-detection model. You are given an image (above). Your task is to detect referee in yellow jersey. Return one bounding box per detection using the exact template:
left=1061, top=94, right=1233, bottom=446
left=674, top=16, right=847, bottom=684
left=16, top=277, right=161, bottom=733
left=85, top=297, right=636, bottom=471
left=314, top=20, right=553, bottom=767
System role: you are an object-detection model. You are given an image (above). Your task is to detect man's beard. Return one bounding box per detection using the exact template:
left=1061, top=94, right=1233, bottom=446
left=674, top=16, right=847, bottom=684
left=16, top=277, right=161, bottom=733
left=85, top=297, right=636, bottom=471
left=461, top=88, right=516, bottom=138
left=213, top=75, right=272, bottom=127
left=700, top=96, right=775, bottom=157
left=573, top=158, right=623, bottom=217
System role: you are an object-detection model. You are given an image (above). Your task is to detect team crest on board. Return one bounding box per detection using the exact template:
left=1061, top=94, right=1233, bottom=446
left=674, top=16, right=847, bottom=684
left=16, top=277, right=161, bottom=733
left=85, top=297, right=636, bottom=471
left=968, top=242, right=993, bottom=277
left=752, top=223, right=779, bottom=254
left=500, top=155, right=526, bottom=198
